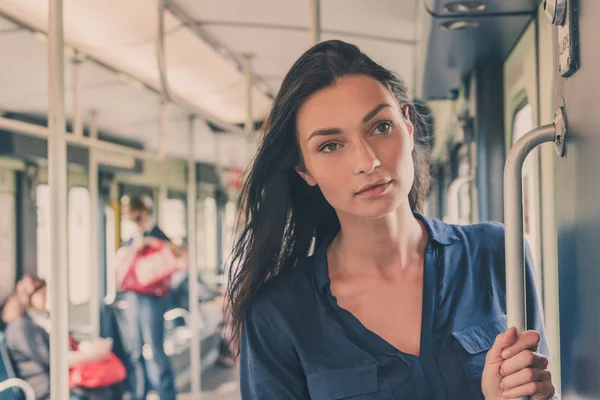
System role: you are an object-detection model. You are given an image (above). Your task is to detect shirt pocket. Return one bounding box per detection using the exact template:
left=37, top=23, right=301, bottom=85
left=451, top=314, right=507, bottom=398
left=306, top=364, right=392, bottom=400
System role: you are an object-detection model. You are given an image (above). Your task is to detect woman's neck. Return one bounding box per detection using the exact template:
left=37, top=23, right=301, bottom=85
left=330, top=204, right=427, bottom=280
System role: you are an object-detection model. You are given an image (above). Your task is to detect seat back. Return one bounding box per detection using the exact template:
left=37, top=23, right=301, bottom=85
left=0, top=332, right=21, bottom=400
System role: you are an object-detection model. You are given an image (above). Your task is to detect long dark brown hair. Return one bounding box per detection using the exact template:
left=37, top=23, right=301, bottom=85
left=227, top=40, right=431, bottom=354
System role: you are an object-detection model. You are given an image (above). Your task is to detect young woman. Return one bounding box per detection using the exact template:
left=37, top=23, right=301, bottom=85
left=228, top=40, right=556, bottom=400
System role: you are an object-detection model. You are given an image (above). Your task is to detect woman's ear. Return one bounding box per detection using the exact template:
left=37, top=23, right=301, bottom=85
left=295, top=166, right=318, bottom=187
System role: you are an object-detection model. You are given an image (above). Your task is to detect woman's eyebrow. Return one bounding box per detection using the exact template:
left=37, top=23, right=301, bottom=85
left=307, top=128, right=342, bottom=143
left=307, top=103, right=391, bottom=143
left=362, top=103, right=391, bottom=124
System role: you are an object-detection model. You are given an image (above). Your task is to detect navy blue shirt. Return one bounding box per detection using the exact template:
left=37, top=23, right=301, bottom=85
left=240, top=214, right=551, bottom=399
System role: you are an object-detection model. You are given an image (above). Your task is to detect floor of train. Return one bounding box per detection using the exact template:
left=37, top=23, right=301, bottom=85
left=177, top=363, right=241, bottom=400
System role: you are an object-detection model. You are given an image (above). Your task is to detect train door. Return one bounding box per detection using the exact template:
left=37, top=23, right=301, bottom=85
left=551, top=0, right=600, bottom=396
left=35, top=167, right=94, bottom=338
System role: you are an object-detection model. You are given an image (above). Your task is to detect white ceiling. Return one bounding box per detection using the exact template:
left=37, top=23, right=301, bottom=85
left=175, top=0, right=417, bottom=93
left=0, top=0, right=419, bottom=167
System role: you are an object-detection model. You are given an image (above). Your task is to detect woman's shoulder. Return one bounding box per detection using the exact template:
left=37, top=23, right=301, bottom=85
left=246, top=255, right=319, bottom=322
left=453, top=220, right=506, bottom=248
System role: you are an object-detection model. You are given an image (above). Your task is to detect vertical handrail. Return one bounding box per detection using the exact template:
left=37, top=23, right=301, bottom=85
left=48, top=0, right=70, bottom=398
left=89, top=111, right=101, bottom=338
left=446, top=176, right=474, bottom=224
left=309, top=0, right=321, bottom=45
left=504, top=107, right=566, bottom=400
left=187, top=116, right=202, bottom=397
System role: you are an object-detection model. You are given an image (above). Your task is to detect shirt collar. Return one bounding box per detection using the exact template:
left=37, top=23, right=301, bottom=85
left=312, top=213, right=460, bottom=295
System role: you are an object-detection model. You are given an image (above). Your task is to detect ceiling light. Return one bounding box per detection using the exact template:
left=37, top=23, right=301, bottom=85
left=440, top=20, right=480, bottom=30
left=444, top=2, right=487, bottom=13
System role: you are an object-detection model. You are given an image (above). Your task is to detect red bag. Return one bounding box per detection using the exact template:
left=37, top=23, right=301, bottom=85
left=69, top=353, right=126, bottom=389
left=119, top=241, right=178, bottom=297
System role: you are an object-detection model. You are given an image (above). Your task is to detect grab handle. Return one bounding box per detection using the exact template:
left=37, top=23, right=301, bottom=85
left=503, top=107, right=566, bottom=400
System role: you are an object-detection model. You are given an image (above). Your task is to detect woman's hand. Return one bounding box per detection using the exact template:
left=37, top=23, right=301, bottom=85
left=482, top=327, right=555, bottom=400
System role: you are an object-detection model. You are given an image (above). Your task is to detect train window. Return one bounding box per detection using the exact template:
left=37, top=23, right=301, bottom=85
left=104, top=206, right=116, bottom=305
left=36, top=184, right=51, bottom=280
left=204, top=197, right=217, bottom=271
left=67, top=187, right=92, bottom=305
left=159, top=198, right=187, bottom=246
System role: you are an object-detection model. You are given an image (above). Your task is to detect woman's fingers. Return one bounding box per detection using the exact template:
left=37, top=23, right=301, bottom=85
left=502, top=380, right=555, bottom=399
left=501, top=350, right=549, bottom=376
left=501, top=330, right=541, bottom=359
left=500, top=368, right=551, bottom=391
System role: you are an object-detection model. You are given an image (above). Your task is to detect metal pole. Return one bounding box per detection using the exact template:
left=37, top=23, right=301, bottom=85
left=88, top=111, right=100, bottom=337
left=242, top=55, right=253, bottom=135
left=159, top=99, right=168, bottom=159
left=504, top=107, right=566, bottom=400
left=48, top=0, right=70, bottom=398
left=309, top=0, right=321, bottom=45
left=72, top=53, right=83, bottom=137
left=504, top=123, right=555, bottom=333
left=187, top=116, right=202, bottom=396
left=0, top=117, right=163, bottom=161
left=446, top=176, right=474, bottom=224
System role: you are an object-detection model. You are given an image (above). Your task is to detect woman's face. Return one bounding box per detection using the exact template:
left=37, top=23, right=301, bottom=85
left=129, top=209, right=150, bottom=231
left=295, top=75, right=415, bottom=220
left=30, top=285, right=47, bottom=312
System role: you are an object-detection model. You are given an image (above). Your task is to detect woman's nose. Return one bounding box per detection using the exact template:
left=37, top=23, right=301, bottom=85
left=353, top=140, right=381, bottom=175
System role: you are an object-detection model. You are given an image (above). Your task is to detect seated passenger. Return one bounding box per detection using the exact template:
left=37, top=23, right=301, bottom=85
left=5, top=278, right=120, bottom=400
left=228, top=40, right=556, bottom=400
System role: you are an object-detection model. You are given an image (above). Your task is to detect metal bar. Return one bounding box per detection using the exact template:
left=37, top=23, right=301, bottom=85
left=425, top=4, right=536, bottom=19
left=187, top=115, right=202, bottom=397
left=309, top=0, right=321, bottom=45
left=197, top=20, right=417, bottom=46
left=159, top=100, right=168, bottom=159
left=446, top=176, right=474, bottom=224
left=504, top=122, right=556, bottom=393
left=165, top=2, right=274, bottom=97
left=72, top=53, right=83, bottom=137
left=47, top=0, right=70, bottom=398
left=0, top=378, right=36, bottom=400
left=243, top=55, right=253, bottom=134
left=156, top=0, right=246, bottom=136
left=88, top=110, right=100, bottom=337
left=0, top=117, right=163, bottom=161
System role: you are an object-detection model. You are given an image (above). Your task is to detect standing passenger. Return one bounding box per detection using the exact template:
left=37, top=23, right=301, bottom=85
left=228, top=40, right=556, bottom=399
left=116, top=197, right=180, bottom=400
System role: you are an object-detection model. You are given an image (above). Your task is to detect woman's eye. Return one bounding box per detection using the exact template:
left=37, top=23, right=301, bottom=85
left=318, top=142, right=340, bottom=153
left=374, top=121, right=393, bottom=135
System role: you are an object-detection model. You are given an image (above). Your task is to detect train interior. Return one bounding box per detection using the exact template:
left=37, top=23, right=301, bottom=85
left=0, top=0, right=599, bottom=399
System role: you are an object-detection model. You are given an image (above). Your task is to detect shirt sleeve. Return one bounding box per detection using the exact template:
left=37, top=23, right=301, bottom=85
left=7, top=320, right=50, bottom=370
left=240, top=301, right=309, bottom=399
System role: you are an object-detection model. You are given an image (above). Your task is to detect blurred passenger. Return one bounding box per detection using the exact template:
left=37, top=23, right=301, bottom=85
left=115, top=196, right=179, bottom=400
left=5, top=277, right=119, bottom=400
left=228, top=40, right=556, bottom=399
